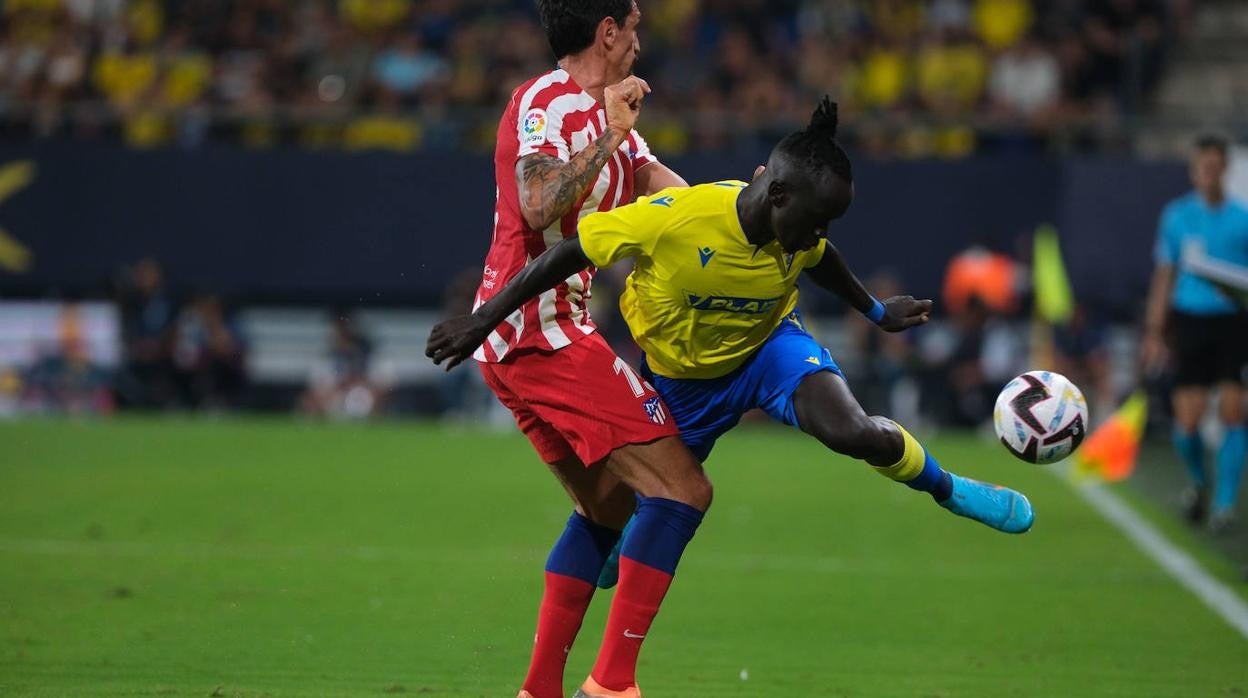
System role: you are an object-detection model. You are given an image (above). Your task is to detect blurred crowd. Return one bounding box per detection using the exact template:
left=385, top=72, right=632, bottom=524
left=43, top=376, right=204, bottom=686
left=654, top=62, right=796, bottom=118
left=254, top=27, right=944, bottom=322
left=0, top=0, right=1188, bottom=155
left=0, top=251, right=1120, bottom=430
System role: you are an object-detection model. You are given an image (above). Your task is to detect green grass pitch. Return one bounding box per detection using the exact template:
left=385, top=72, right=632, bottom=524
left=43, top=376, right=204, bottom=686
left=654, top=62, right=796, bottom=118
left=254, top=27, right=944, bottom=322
left=2, top=418, right=1246, bottom=697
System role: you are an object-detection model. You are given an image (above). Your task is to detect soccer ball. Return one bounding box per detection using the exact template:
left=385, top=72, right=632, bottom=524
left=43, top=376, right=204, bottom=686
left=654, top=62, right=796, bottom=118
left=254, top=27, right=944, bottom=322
left=993, top=370, right=1089, bottom=464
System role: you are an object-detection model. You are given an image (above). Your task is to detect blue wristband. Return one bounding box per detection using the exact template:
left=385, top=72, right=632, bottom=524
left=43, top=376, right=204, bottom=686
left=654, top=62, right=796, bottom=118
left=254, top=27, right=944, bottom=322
left=865, top=298, right=886, bottom=324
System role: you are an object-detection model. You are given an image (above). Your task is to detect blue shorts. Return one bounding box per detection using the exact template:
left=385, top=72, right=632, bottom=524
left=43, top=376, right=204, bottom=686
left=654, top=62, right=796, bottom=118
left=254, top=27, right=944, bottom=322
left=640, top=311, right=842, bottom=461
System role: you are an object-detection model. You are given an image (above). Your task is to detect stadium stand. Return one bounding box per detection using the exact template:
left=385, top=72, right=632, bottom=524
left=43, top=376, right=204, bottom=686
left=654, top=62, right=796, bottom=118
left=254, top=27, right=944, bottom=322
left=0, top=0, right=1208, bottom=156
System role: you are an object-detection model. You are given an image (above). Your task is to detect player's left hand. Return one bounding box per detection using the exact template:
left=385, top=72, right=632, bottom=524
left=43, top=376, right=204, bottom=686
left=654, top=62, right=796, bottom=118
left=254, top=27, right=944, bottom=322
left=426, top=315, right=490, bottom=371
left=878, top=295, right=932, bottom=332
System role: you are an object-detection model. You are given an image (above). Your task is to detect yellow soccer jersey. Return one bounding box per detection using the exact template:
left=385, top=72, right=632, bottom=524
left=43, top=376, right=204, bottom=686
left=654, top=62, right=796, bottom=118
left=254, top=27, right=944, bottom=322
left=578, top=181, right=827, bottom=379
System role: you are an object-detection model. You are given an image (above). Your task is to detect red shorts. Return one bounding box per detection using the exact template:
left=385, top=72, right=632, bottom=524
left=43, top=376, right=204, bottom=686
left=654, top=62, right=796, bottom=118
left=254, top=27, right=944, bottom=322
left=478, top=333, right=679, bottom=465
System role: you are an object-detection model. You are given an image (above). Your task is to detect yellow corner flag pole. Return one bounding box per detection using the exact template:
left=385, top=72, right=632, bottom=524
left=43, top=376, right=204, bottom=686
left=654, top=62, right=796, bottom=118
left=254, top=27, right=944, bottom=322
left=1033, top=224, right=1074, bottom=326
left=1030, top=224, right=1074, bottom=370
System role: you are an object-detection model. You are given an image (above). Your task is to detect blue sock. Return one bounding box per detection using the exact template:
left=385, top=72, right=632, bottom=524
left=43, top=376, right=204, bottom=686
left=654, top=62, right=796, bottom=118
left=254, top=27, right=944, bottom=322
left=619, top=497, right=704, bottom=574
left=1174, top=429, right=1207, bottom=489
left=545, top=511, right=623, bottom=585
left=1214, top=426, right=1247, bottom=514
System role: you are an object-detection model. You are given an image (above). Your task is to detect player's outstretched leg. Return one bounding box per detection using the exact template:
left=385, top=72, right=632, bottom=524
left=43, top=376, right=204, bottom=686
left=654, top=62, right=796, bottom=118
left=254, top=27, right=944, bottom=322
left=793, top=371, right=1034, bottom=534
left=576, top=437, right=712, bottom=698
left=521, top=458, right=633, bottom=698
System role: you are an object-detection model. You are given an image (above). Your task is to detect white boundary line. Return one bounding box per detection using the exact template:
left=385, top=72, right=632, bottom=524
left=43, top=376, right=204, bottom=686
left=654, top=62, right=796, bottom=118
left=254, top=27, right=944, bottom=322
left=1065, top=476, right=1248, bottom=639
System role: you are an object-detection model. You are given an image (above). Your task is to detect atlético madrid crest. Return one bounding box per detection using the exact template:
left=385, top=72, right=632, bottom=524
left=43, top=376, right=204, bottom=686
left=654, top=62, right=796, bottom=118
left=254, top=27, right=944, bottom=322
left=643, top=396, right=667, bottom=425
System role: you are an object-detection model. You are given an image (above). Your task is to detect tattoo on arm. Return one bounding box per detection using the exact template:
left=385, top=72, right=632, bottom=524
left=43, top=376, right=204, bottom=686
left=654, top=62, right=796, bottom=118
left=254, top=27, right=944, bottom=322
left=516, top=129, right=626, bottom=230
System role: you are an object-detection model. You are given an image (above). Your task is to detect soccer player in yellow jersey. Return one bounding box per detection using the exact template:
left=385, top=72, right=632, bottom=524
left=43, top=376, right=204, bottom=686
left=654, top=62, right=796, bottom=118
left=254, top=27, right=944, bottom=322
left=430, top=96, right=1033, bottom=552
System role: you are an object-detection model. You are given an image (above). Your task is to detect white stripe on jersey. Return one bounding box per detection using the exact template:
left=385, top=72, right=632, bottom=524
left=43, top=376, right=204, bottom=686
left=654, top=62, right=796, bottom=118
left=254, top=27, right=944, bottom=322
left=471, top=298, right=526, bottom=362
left=537, top=288, right=572, bottom=349
left=607, top=150, right=628, bottom=210
left=566, top=272, right=594, bottom=335
left=540, top=91, right=599, bottom=161
left=484, top=329, right=510, bottom=361
left=515, top=70, right=572, bottom=159
left=471, top=293, right=488, bottom=361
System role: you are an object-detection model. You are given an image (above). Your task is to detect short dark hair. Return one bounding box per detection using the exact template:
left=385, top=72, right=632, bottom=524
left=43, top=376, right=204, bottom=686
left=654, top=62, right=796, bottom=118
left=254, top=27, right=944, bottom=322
left=1195, top=134, right=1229, bottom=157
left=536, top=0, right=633, bottom=60
left=774, top=96, right=853, bottom=184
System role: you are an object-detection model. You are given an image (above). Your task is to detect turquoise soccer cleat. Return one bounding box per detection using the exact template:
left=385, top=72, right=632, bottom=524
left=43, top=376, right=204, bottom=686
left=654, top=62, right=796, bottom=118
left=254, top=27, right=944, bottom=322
left=597, top=540, right=621, bottom=588
left=596, top=519, right=630, bottom=589
left=939, top=474, right=1035, bottom=534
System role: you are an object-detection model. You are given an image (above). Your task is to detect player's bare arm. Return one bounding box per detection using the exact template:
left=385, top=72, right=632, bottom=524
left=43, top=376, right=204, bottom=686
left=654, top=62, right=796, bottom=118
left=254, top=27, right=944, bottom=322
left=634, top=161, right=688, bottom=196
left=803, top=243, right=932, bottom=332
left=516, top=76, right=651, bottom=230
left=427, top=238, right=593, bottom=369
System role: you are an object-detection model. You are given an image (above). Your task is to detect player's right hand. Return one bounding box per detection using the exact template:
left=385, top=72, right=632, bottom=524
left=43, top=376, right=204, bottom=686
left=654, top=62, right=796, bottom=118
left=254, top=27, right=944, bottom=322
left=878, top=295, right=933, bottom=332
left=604, top=76, right=650, bottom=138
left=426, top=315, right=490, bottom=371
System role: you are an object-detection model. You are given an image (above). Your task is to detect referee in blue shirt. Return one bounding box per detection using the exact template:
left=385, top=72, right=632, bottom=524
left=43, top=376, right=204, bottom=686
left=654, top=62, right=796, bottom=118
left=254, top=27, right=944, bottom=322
left=1144, top=135, right=1248, bottom=532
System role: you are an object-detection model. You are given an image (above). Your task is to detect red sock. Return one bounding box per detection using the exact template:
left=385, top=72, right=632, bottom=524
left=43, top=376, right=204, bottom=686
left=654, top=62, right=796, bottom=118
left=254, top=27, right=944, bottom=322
left=522, top=572, right=596, bottom=698
left=589, top=557, right=675, bottom=691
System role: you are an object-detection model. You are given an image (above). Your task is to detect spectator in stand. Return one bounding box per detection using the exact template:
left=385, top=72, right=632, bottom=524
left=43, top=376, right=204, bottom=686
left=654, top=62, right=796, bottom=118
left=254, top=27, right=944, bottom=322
left=1083, top=0, right=1166, bottom=107
left=988, top=31, right=1062, bottom=127
left=0, top=0, right=1184, bottom=155
left=855, top=37, right=910, bottom=112
left=916, top=29, right=989, bottom=116
left=972, top=0, right=1034, bottom=52
left=372, top=34, right=447, bottom=106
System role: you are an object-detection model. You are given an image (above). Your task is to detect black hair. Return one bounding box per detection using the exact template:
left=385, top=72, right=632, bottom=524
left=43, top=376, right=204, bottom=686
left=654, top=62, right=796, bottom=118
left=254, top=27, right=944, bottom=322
left=775, top=96, right=853, bottom=184
left=536, top=0, right=633, bottom=60
left=1195, top=134, right=1229, bottom=157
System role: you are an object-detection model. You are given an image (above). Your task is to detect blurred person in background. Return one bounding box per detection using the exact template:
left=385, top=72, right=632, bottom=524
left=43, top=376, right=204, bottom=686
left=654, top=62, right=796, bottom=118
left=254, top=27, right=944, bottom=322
left=987, top=30, right=1061, bottom=133
left=1053, top=302, right=1113, bottom=423
left=1083, top=0, right=1166, bottom=109
left=436, top=268, right=497, bottom=422
left=371, top=33, right=448, bottom=107
left=300, top=313, right=387, bottom=420
left=936, top=243, right=1024, bottom=427
left=21, top=301, right=114, bottom=416
left=117, top=257, right=178, bottom=408
left=173, top=294, right=246, bottom=410
left=846, top=269, right=919, bottom=425
left=1143, top=135, right=1248, bottom=532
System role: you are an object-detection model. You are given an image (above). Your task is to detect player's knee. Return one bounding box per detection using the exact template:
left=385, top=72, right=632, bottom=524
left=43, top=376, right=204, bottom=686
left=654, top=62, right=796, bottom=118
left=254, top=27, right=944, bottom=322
left=679, top=472, right=714, bottom=512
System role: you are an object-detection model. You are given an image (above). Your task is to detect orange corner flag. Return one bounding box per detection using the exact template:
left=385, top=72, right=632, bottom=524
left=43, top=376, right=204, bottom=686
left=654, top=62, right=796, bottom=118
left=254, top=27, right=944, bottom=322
left=1073, top=391, right=1148, bottom=482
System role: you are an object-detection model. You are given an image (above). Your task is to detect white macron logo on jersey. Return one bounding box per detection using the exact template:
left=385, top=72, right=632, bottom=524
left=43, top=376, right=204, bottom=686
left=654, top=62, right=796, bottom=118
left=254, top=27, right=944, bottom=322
left=521, top=108, right=547, bottom=146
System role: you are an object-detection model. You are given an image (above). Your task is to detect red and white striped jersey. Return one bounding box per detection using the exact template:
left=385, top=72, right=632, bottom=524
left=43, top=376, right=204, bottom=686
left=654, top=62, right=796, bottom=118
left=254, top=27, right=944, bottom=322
left=472, top=68, right=657, bottom=363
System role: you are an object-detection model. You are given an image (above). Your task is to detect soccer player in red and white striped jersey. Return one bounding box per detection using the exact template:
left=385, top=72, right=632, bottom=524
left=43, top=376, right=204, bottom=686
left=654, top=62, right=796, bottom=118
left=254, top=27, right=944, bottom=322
left=474, top=67, right=660, bottom=361
left=462, top=2, right=710, bottom=697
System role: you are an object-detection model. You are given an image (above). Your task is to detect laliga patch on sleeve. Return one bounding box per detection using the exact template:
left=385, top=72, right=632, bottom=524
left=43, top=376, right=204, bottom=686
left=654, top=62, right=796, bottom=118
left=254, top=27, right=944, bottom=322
left=521, top=108, right=548, bottom=146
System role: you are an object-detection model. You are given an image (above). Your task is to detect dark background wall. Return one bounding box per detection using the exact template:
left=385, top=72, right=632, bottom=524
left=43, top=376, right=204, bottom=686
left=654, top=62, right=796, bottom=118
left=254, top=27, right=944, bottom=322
left=0, top=144, right=1188, bottom=319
